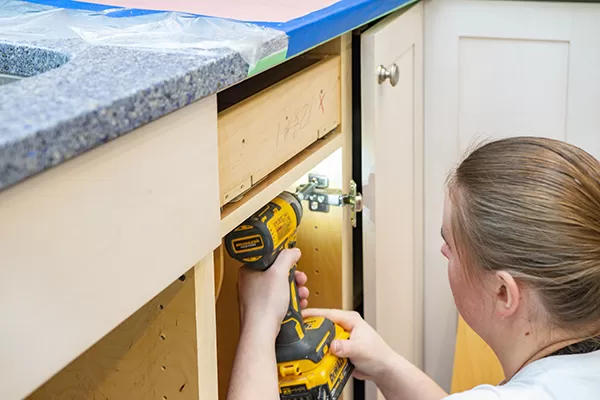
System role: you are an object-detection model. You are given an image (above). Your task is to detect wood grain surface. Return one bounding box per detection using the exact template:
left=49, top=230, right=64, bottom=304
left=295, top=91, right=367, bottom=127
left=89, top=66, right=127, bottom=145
left=28, top=270, right=199, bottom=400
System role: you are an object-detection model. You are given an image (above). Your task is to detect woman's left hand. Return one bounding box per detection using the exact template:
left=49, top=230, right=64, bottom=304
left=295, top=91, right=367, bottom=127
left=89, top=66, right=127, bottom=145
left=237, top=248, right=310, bottom=337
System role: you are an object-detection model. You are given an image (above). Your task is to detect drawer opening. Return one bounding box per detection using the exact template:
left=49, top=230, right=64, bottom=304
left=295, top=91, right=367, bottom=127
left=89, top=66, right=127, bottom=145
left=217, top=41, right=343, bottom=208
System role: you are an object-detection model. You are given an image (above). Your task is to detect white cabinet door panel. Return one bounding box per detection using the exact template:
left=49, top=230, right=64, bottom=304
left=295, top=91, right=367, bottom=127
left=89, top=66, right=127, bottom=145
left=425, top=0, right=600, bottom=390
left=361, top=2, right=424, bottom=399
left=458, top=37, right=570, bottom=150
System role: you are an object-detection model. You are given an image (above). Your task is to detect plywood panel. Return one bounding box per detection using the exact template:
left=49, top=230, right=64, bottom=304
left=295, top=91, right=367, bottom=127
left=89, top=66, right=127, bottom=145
left=451, top=316, right=504, bottom=393
left=292, top=149, right=344, bottom=310
left=28, top=269, right=199, bottom=400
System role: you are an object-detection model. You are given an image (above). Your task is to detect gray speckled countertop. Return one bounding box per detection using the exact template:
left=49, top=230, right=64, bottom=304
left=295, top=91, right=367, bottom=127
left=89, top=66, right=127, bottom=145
left=0, top=0, right=419, bottom=191
left=0, top=3, right=287, bottom=190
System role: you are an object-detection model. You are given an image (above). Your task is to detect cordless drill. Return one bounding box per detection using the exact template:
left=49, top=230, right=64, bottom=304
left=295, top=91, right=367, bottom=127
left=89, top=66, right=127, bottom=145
left=224, top=190, right=353, bottom=400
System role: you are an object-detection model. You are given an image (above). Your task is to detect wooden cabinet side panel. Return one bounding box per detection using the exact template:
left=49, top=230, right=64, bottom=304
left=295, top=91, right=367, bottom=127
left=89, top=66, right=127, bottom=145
left=215, top=246, right=243, bottom=400
left=195, top=256, right=219, bottom=400
left=28, top=269, right=200, bottom=400
left=0, top=95, right=221, bottom=400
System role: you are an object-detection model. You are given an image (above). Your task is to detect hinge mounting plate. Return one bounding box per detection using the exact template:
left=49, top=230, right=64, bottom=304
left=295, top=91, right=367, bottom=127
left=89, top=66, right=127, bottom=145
left=295, top=174, right=363, bottom=227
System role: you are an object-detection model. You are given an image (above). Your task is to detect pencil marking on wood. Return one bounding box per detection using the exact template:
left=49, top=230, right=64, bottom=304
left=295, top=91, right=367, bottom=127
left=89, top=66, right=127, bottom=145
left=276, top=102, right=312, bottom=149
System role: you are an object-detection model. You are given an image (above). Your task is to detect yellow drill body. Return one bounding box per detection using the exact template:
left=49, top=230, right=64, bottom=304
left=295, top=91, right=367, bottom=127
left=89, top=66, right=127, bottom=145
left=224, top=191, right=353, bottom=400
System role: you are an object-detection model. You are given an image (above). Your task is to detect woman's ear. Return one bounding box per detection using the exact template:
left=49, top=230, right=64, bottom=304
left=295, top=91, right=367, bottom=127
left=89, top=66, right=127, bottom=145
left=494, top=271, right=520, bottom=318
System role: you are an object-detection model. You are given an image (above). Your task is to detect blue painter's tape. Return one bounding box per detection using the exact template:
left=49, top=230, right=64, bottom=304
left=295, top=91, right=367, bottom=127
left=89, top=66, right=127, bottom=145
left=252, top=0, right=415, bottom=57
left=24, top=0, right=122, bottom=12
left=22, top=0, right=416, bottom=56
left=102, top=8, right=163, bottom=17
left=22, top=0, right=165, bottom=16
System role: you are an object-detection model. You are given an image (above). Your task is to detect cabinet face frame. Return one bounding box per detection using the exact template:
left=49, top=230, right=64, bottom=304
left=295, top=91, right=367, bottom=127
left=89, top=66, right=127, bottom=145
left=0, top=95, right=221, bottom=400
left=360, top=2, right=424, bottom=398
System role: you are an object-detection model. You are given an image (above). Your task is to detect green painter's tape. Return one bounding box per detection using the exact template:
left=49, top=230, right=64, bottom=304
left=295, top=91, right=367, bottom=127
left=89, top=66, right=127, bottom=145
left=248, top=49, right=288, bottom=77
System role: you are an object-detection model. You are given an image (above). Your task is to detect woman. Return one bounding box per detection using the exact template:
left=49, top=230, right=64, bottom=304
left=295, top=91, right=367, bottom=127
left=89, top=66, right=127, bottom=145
left=228, top=137, right=600, bottom=399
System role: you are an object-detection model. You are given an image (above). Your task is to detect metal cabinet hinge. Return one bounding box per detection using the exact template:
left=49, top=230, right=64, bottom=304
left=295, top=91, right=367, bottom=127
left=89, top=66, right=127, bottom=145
left=295, top=174, right=363, bottom=227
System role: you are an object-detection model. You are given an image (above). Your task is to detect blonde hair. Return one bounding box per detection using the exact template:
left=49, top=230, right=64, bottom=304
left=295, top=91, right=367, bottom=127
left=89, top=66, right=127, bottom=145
left=447, top=137, right=600, bottom=331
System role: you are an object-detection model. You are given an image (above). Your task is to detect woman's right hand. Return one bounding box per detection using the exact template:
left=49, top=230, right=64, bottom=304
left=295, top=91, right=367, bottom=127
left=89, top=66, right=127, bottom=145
left=301, top=308, right=395, bottom=382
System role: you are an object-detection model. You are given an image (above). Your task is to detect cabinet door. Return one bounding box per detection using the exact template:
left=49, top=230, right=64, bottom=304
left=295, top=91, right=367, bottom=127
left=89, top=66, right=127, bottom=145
left=424, top=0, right=600, bottom=390
left=360, top=3, right=424, bottom=399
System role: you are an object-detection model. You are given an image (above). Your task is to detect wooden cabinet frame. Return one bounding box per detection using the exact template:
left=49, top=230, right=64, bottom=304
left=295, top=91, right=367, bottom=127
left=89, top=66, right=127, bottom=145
left=1, top=3, right=425, bottom=399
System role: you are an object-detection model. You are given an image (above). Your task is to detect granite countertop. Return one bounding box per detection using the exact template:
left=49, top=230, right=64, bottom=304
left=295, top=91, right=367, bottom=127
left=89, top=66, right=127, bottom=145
left=0, top=0, right=288, bottom=190
left=0, top=40, right=282, bottom=190
left=0, top=0, right=415, bottom=191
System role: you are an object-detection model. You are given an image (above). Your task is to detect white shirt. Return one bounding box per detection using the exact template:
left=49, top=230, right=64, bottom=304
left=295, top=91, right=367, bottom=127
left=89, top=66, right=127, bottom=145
left=445, top=350, right=600, bottom=400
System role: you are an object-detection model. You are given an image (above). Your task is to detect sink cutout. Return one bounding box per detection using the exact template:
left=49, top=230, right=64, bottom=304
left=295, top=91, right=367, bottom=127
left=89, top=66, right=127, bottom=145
left=0, top=43, right=69, bottom=86
left=0, top=73, right=23, bottom=86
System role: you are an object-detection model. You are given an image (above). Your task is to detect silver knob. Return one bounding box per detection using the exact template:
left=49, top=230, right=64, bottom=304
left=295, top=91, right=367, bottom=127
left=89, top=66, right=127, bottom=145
left=378, top=64, right=399, bottom=87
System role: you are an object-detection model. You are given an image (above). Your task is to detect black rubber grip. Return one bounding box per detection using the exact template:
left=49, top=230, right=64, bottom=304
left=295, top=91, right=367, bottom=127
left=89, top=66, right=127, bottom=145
left=276, top=265, right=305, bottom=345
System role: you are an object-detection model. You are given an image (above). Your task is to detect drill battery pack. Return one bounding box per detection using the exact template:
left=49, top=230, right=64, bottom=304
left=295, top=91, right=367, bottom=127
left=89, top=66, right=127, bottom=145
left=278, top=321, right=354, bottom=400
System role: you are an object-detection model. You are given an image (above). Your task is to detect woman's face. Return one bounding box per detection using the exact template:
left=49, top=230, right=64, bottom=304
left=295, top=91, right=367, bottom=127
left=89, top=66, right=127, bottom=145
left=441, top=193, right=493, bottom=336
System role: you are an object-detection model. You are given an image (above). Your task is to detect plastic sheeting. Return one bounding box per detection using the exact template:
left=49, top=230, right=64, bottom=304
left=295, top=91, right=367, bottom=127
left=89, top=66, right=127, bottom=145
left=0, top=0, right=288, bottom=69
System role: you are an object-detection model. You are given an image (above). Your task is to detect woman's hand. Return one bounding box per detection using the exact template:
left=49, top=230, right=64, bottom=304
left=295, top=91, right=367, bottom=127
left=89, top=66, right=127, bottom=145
left=237, top=248, right=309, bottom=338
left=301, top=308, right=395, bottom=382
left=302, top=308, right=448, bottom=400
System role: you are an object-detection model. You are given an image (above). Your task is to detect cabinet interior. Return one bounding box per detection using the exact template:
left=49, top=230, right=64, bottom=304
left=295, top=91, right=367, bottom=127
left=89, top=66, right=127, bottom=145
left=215, top=148, right=347, bottom=399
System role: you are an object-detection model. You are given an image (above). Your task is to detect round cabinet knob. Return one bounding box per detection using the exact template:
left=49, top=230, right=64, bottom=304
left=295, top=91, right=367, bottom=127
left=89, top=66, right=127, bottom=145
left=378, top=63, right=399, bottom=87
